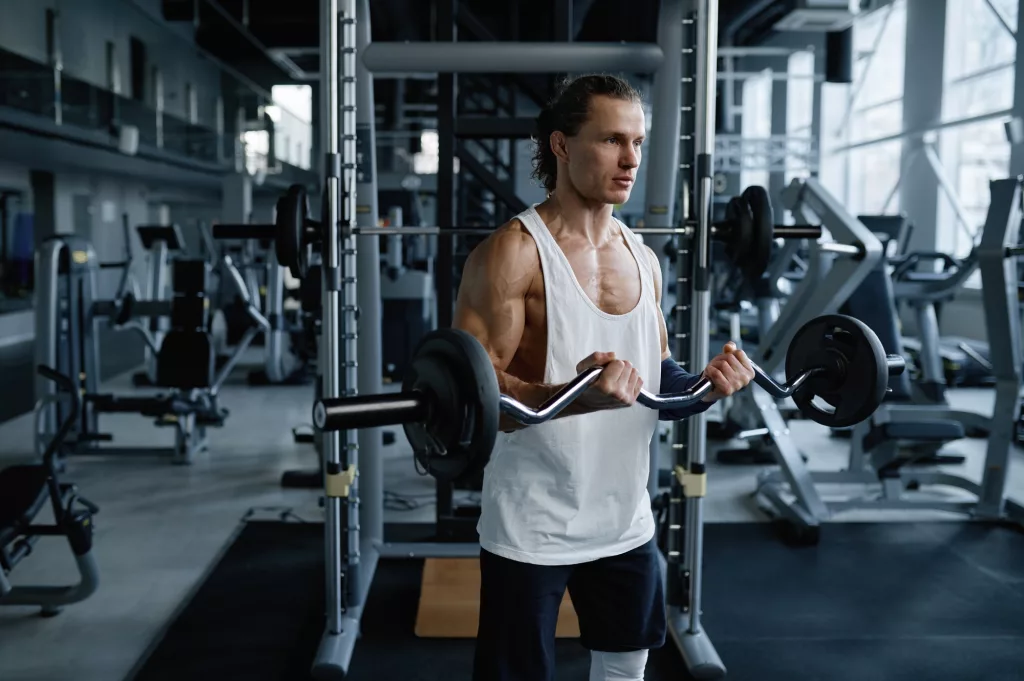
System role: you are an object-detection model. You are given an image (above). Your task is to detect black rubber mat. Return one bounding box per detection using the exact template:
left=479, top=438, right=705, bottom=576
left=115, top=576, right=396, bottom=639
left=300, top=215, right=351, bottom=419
left=128, top=520, right=1024, bottom=681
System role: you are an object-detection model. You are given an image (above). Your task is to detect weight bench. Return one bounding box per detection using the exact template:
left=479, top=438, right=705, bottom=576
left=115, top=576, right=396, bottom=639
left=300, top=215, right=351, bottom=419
left=2, top=366, right=99, bottom=616
left=859, top=418, right=966, bottom=477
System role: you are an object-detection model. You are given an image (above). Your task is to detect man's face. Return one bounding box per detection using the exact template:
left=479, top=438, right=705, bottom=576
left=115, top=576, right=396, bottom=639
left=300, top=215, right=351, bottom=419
left=559, top=95, right=646, bottom=205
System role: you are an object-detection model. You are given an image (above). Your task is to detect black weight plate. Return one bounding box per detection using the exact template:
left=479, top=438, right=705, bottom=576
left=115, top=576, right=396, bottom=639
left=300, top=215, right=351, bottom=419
left=723, top=196, right=751, bottom=274
left=741, top=185, right=774, bottom=282
left=785, top=314, right=888, bottom=428
left=275, top=184, right=308, bottom=279
left=403, top=328, right=499, bottom=482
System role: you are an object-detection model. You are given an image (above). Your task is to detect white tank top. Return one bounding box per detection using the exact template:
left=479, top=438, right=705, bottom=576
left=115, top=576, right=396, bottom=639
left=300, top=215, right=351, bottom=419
left=477, top=207, right=663, bottom=566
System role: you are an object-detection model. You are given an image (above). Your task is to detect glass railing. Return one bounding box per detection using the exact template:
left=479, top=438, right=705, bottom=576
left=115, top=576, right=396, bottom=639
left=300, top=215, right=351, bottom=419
left=0, top=50, right=57, bottom=120
left=0, top=0, right=314, bottom=176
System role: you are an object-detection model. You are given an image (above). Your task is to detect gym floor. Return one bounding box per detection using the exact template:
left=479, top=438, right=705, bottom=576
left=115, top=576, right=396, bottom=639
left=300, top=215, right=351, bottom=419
left=0, top=355, right=1021, bottom=681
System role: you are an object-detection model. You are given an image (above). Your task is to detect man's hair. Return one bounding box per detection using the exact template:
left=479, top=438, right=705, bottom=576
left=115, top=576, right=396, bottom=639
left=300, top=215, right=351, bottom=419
left=531, top=74, right=643, bottom=193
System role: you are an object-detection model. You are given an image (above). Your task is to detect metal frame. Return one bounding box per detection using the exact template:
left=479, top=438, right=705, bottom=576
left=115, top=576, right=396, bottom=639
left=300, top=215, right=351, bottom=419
left=714, top=135, right=819, bottom=173
left=981, top=0, right=1016, bottom=41
left=305, top=2, right=729, bottom=675
left=756, top=177, right=1024, bottom=530
left=833, top=107, right=1014, bottom=153
left=665, top=2, right=728, bottom=678
left=361, top=42, right=664, bottom=73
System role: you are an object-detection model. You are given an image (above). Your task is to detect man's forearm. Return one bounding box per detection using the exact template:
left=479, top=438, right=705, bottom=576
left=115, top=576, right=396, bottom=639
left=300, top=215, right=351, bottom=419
left=658, top=358, right=715, bottom=420
left=496, top=369, right=596, bottom=432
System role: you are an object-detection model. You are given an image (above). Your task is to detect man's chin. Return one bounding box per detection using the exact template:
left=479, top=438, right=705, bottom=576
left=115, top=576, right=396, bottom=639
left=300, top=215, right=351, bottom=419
left=608, top=188, right=632, bottom=205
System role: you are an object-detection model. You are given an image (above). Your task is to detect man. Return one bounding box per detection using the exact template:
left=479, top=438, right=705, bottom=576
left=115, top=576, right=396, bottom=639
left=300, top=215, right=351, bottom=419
left=453, top=74, right=755, bottom=681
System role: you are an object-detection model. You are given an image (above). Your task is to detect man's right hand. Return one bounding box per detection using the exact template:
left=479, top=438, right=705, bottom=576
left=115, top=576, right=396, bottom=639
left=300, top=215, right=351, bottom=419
left=574, top=352, right=644, bottom=411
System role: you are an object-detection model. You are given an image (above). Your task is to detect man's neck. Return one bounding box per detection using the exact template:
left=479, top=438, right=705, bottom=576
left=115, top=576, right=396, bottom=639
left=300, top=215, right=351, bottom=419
left=538, top=188, right=617, bottom=246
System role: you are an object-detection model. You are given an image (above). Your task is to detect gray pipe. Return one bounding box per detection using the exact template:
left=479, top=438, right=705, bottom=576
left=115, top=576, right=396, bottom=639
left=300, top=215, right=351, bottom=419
left=356, top=0, right=384, bottom=559
left=263, top=247, right=287, bottom=383
left=644, top=0, right=684, bottom=501
left=362, top=42, right=664, bottom=74
left=385, top=206, right=405, bottom=277
left=643, top=0, right=685, bottom=306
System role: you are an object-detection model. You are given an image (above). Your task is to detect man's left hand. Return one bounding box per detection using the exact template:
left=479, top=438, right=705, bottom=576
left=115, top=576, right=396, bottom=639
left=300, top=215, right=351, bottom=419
left=700, top=342, right=755, bottom=402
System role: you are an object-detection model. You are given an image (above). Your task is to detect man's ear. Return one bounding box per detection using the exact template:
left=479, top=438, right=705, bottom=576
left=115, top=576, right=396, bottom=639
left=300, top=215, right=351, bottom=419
left=550, top=131, right=569, bottom=163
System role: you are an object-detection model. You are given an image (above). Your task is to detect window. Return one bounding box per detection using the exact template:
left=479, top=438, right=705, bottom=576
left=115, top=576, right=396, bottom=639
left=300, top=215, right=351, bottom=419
left=785, top=50, right=815, bottom=187
left=244, top=130, right=270, bottom=176
left=740, top=69, right=772, bottom=191
left=185, top=82, right=197, bottom=124
left=935, top=0, right=1018, bottom=266
left=106, top=41, right=120, bottom=94
left=268, top=85, right=313, bottom=170
left=819, top=1, right=907, bottom=214
left=414, top=130, right=440, bottom=175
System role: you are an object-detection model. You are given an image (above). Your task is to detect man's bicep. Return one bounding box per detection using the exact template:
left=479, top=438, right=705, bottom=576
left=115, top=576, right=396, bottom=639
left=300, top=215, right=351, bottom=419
left=644, top=244, right=671, bottom=361
left=453, top=235, right=530, bottom=370
left=658, top=309, right=670, bottom=361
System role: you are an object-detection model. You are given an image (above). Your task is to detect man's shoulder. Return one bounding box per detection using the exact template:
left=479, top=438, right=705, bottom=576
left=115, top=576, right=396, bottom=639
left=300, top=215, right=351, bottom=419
left=466, top=218, right=540, bottom=278
left=482, top=218, right=539, bottom=259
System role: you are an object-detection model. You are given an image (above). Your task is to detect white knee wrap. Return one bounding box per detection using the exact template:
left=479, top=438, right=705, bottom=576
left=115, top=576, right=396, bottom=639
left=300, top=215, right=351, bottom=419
left=588, top=649, right=649, bottom=681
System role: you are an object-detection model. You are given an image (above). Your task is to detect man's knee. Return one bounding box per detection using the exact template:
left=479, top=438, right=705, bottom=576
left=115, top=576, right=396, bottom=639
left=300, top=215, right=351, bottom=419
left=589, top=649, right=649, bottom=681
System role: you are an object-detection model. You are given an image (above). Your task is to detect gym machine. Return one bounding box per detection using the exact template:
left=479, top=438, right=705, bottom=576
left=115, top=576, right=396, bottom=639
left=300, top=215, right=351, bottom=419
left=34, top=234, right=261, bottom=463
left=756, top=177, right=1024, bottom=532
left=131, top=225, right=184, bottom=387
left=858, top=214, right=994, bottom=393
left=1, top=366, right=99, bottom=615
left=889, top=248, right=994, bottom=422
left=713, top=178, right=886, bottom=471
left=205, top=224, right=310, bottom=387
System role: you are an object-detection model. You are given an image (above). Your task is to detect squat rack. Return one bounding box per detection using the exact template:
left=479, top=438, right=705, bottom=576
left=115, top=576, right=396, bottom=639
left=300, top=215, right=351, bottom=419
left=313, top=0, right=726, bottom=678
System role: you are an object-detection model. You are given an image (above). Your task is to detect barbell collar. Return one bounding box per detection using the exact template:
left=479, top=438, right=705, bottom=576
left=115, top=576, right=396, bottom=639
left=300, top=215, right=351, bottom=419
left=886, top=354, right=906, bottom=376
left=315, top=392, right=430, bottom=431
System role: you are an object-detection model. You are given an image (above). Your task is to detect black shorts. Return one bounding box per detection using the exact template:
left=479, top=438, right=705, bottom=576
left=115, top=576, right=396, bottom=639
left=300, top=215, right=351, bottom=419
left=472, top=538, right=666, bottom=681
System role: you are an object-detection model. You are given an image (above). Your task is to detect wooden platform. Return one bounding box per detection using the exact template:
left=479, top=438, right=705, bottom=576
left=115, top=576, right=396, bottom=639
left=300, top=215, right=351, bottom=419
left=414, top=558, right=581, bottom=638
